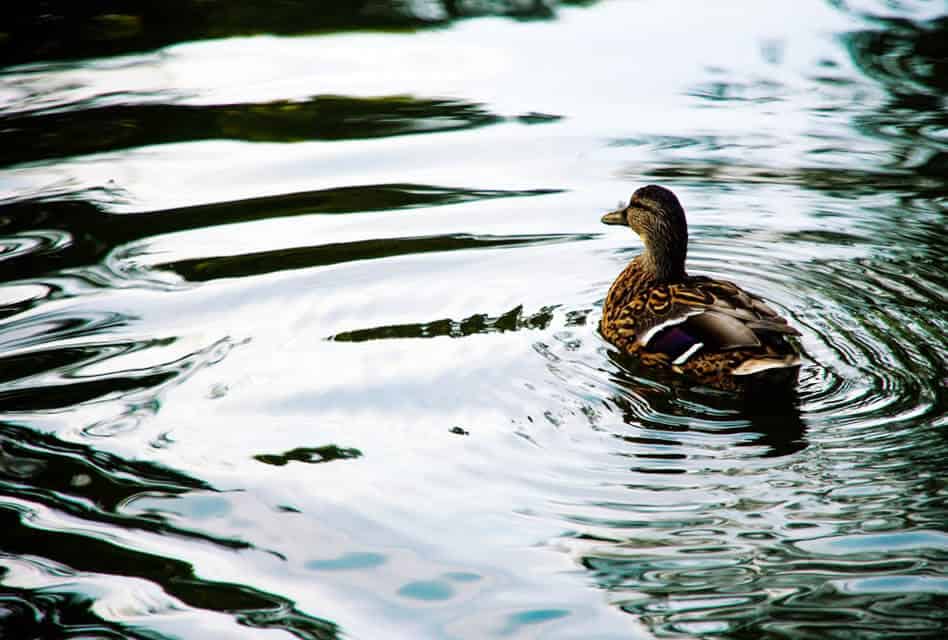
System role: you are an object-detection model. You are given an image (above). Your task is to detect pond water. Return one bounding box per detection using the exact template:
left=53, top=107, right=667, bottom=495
left=1, top=1, right=946, bottom=638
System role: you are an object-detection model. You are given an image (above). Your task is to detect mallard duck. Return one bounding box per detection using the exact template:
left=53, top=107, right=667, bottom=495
left=600, top=185, right=801, bottom=391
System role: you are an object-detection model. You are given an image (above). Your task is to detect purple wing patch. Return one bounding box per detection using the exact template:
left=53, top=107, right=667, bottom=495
left=646, top=326, right=701, bottom=360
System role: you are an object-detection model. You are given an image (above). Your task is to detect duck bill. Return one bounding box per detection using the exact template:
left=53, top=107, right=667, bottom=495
left=601, top=208, right=626, bottom=226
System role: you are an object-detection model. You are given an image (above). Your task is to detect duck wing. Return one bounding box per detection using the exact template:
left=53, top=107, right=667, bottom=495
left=615, top=278, right=799, bottom=365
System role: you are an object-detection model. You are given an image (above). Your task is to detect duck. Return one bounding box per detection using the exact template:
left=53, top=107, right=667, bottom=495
left=599, top=185, right=801, bottom=391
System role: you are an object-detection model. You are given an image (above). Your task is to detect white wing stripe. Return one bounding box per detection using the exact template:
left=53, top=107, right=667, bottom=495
left=638, top=310, right=705, bottom=346
left=672, top=342, right=705, bottom=365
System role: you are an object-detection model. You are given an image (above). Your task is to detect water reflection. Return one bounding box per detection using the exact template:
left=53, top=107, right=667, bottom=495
left=556, top=4, right=946, bottom=637
left=0, top=535, right=340, bottom=639
left=1, top=0, right=947, bottom=639
left=330, top=304, right=557, bottom=342
left=0, top=185, right=561, bottom=281
left=605, top=351, right=807, bottom=458
left=0, top=422, right=347, bottom=638
left=254, top=445, right=363, bottom=467
left=0, top=96, right=512, bottom=165
left=3, top=1, right=596, bottom=65
left=162, top=232, right=589, bottom=282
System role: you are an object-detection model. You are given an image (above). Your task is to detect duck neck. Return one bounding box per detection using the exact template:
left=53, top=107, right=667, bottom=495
left=641, top=227, right=687, bottom=283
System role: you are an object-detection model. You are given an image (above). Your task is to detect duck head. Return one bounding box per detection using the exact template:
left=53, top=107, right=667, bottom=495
left=602, top=185, right=689, bottom=281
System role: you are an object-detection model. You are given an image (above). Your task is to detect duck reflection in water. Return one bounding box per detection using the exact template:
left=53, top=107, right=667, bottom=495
left=604, top=349, right=807, bottom=459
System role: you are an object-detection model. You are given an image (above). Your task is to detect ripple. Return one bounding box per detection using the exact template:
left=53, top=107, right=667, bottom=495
left=0, top=184, right=565, bottom=281
left=682, top=236, right=947, bottom=452
left=0, top=230, right=73, bottom=262
left=832, top=575, right=948, bottom=595
left=795, top=530, right=948, bottom=557
left=2, top=2, right=947, bottom=639
left=540, top=219, right=946, bottom=638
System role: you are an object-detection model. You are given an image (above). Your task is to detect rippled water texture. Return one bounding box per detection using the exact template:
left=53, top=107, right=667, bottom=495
left=1, top=1, right=947, bottom=638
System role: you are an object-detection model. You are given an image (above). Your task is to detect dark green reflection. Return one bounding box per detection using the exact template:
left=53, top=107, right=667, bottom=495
left=0, top=184, right=563, bottom=281
left=2, top=0, right=600, bottom=66
left=1, top=422, right=342, bottom=638
left=330, top=304, right=557, bottom=342
left=0, top=372, right=175, bottom=412
left=254, top=445, right=363, bottom=466
left=0, top=506, right=339, bottom=638
left=0, top=422, right=206, bottom=513
left=161, top=233, right=588, bottom=282
left=0, top=424, right=339, bottom=638
left=0, top=583, right=159, bottom=639
left=641, top=163, right=945, bottom=199
left=0, top=96, right=506, bottom=167
left=842, top=12, right=948, bottom=183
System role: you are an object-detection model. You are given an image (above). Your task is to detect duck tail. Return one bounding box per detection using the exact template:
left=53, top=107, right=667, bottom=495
left=733, top=355, right=801, bottom=395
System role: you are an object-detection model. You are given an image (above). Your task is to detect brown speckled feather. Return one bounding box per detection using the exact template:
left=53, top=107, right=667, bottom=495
left=599, top=186, right=801, bottom=391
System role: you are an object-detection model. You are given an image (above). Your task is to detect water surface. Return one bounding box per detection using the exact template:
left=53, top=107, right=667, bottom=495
left=1, top=1, right=946, bottom=638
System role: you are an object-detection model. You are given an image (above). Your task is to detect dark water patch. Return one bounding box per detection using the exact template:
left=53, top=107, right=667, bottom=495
left=0, top=230, right=73, bottom=263
left=841, top=16, right=948, bottom=183
left=0, top=95, right=509, bottom=166
left=606, top=379, right=807, bottom=459
left=0, top=424, right=260, bottom=554
left=515, top=112, right=564, bottom=124
left=0, top=309, right=129, bottom=352
left=841, top=12, right=948, bottom=97
left=0, top=582, right=157, bottom=640
left=544, top=333, right=811, bottom=459
left=128, top=184, right=562, bottom=229
left=330, top=304, right=556, bottom=342
left=0, top=185, right=562, bottom=280
left=238, top=604, right=340, bottom=640
left=161, top=233, right=590, bottom=282
left=617, top=587, right=948, bottom=639
left=0, top=336, right=178, bottom=389
left=636, top=163, right=945, bottom=197
left=0, top=372, right=175, bottom=412
left=254, top=445, right=363, bottom=467
left=0, top=314, right=242, bottom=426
left=0, top=422, right=206, bottom=507
left=0, top=431, right=328, bottom=635
left=0, top=346, right=95, bottom=384
left=851, top=91, right=947, bottom=168
left=1, top=0, right=596, bottom=66
left=0, top=506, right=339, bottom=638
